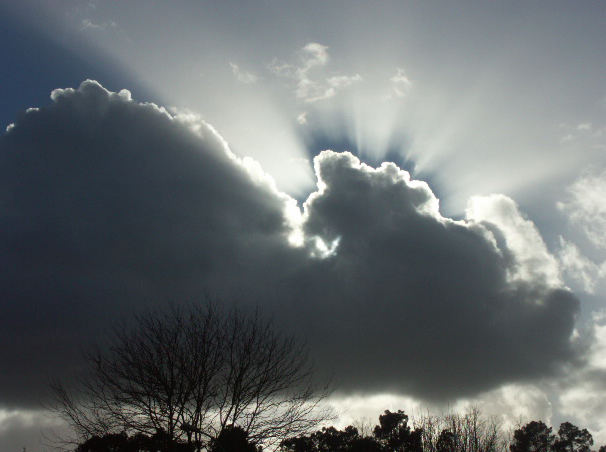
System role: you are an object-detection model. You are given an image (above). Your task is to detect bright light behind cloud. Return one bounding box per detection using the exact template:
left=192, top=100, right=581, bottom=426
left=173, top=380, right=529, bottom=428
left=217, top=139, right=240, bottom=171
left=6, top=1, right=606, bottom=215
left=3, top=1, right=606, bottom=449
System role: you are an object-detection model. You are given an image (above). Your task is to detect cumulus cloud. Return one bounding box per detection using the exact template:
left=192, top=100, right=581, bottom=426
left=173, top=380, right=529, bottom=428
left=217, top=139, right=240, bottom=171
left=299, top=153, right=580, bottom=398
left=0, top=80, right=299, bottom=407
left=466, top=194, right=562, bottom=287
left=0, top=81, right=583, bottom=412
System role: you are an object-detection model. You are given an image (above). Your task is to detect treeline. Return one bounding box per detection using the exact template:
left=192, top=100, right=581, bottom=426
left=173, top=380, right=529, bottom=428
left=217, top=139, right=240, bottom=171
left=280, top=409, right=602, bottom=452
left=74, top=408, right=604, bottom=451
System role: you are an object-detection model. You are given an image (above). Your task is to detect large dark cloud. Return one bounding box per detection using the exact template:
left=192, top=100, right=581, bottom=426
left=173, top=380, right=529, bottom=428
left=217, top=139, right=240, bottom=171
left=0, top=81, right=581, bottom=409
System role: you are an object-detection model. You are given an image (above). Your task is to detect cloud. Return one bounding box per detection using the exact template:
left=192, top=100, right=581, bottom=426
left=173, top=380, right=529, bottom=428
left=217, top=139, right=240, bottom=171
left=557, top=237, right=606, bottom=294
left=0, top=409, right=68, bottom=451
left=558, top=168, right=606, bottom=249
left=389, top=68, right=412, bottom=98
left=466, top=194, right=561, bottom=287
left=0, top=81, right=582, bottom=412
left=554, top=311, right=606, bottom=445
left=229, top=62, right=258, bottom=84
left=299, top=152, right=580, bottom=399
left=300, top=42, right=330, bottom=70
left=79, top=18, right=117, bottom=32
left=0, top=80, right=299, bottom=407
left=269, top=42, right=362, bottom=103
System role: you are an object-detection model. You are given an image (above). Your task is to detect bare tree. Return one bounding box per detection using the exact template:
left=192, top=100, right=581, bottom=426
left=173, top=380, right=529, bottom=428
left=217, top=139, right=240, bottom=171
left=51, top=303, right=329, bottom=451
left=415, top=408, right=508, bottom=452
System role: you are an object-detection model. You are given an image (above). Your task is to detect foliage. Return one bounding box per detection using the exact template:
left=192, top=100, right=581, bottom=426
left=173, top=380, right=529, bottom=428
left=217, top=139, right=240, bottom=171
left=511, top=420, right=594, bottom=452
left=553, top=422, right=593, bottom=452
left=510, top=420, right=555, bottom=452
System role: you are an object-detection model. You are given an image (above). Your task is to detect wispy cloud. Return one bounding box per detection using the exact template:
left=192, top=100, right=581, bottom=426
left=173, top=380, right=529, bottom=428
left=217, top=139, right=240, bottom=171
left=389, top=68, right=412, bottom=98
left=559, top=168, right=606, bottom=250
left=79, top=18, right=117, bottom=32
left=229, top=62, right=259, bottom=84
left=269, top=42, right=362, bottom=103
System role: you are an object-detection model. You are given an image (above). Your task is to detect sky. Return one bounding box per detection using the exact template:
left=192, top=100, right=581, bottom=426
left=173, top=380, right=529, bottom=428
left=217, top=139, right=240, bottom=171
left=1, top=0, right=606, bottom=450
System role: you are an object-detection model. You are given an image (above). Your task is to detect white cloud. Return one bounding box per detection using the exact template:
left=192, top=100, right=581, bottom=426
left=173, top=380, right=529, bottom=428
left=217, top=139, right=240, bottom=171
left=390, top=68, right=412, bottom=98
left=270, top=42, right=362, bottom=103
left=300, top=42, right=329, bottom=70
left=467, top=194, right=562, bottom=287
left=557, top=236, right=606, bottom=294
left=558, top=168, right=606, bottom=249
left=80, top=18, right=117, bottom=31
left=556, top=312, right=606, bottom=446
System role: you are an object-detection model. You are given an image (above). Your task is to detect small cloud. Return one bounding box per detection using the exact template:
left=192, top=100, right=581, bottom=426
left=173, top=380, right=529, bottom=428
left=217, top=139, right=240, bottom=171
left=390, top=68, right=412, bottom=98
left=327, top=74, right=362, bottom=89
left=229, top=62, right=258, bottom=84
left=297, top=112, right=308, bottom=125
left=560, top=133, right=574, bottom=143
left=267, top=59, right=295, bottom=77
left=80, top=18, right=117, bottom=31
left=270, top=43, right=361, bottom=103
left=300, top=42, right=329, bottom=70
left=577, top=123, right=593, bottom=131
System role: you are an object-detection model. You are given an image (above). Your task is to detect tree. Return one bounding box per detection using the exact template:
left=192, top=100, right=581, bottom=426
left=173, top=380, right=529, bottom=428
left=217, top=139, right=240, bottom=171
left=436, top=429, right=456, bottom=452
left=280, top=410, right=423, bottom=452
left=510, top=420, right=555, bottom=452
left=209, top=425, right=260, bottom=452
left=415, top=408, right=506, bottom=452
left=373, top=410, right=423, bottom=452
left=75, top=431, right=194, bottom=452
left=52, top=303, right=329, bottom=451
left=554, top=422, right=593, bottom=452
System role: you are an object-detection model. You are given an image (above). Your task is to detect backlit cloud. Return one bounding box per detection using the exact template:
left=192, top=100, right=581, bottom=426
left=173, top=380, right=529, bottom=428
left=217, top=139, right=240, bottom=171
left=0, top=81, right=583, bottom=411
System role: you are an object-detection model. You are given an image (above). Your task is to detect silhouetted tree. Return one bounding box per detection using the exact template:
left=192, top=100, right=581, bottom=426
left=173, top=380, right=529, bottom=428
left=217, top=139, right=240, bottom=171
left=416, top=408, right=506, bottom=452
left=209, top=425, right=260, bottom=452
left=510, top=420, right=555, bottom=452
left=554, top=422, right=593, bottom=452
left=373, top=410, right=423, bottom=451
left=52, top=303, right=328, bottom=450
left=280, top=423, right=380, bottom=451
left=436, top=429, right=456, bottom=452
left=281, top=409, right=423, bottom=452
left=75, top=430, right=194, bottom=452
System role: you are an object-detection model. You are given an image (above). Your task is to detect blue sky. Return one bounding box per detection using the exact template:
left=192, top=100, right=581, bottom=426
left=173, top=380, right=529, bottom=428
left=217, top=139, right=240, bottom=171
left=2, top=1, right=606, bottom=450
